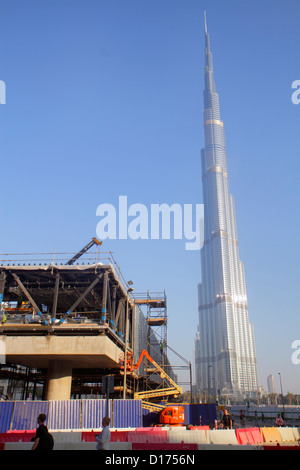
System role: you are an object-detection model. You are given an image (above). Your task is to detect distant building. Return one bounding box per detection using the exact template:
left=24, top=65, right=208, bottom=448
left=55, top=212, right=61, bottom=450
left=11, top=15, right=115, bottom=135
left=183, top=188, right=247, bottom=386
left=267, top=374, right=276, bottom=394
left=195, top=15, right=258, bottom=400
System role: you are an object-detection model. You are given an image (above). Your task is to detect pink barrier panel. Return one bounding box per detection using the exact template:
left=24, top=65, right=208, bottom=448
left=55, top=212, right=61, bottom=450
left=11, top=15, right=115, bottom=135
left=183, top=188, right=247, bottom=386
left=236, top=429, right=250, bottom=445
left=81, top=430, right=128, bottom=442
left=111, top=431, right=128, bottom=442
left=127, top=430, right=168, bottom=443
left=245, top=429, right=256, bottom=445
left=235, top=427, right=263, bottom=445
left=3, top=430, right=35, bottom=442
left=132, top=443, right=198, bottom=451
left=189, top=426, right=210, bottom=431
left=134, top=427, right=167, bottom=432
left=250, top=428, right=264, bottom=444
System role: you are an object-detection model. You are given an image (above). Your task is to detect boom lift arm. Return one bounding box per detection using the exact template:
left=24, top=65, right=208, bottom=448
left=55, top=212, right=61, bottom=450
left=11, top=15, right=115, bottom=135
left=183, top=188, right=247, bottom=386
left=133, top=349, right=182, bottom=401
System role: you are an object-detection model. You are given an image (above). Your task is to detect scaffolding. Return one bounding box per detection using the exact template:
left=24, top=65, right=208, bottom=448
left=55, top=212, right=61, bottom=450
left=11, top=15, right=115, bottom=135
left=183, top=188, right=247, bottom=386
left=134, top=291, right=167, bottom=366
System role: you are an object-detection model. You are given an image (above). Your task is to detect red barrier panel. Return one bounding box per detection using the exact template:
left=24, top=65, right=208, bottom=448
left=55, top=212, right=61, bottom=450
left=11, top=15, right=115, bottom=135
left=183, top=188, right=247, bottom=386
left=3, top=430, right=35, bottom=442
left=81, top=431, right=97, bottom=442
left=249, top=427, right=264, bottom=444
left=127, top=429, right=168, bottom=443
left=132, top=443, right=198, bottom=450
left=189, top=426, right=210, bottom=431
left=82, top=430, right=128, bottom=442
left=111, top=430, right=128, bottom=442
left=245, top=429, right=256, bottom=445
left=0, top=443, right=5, bottom=450
left=235, top=427, right=263, bottom=445
left=236, top=429, right=250, bottom=445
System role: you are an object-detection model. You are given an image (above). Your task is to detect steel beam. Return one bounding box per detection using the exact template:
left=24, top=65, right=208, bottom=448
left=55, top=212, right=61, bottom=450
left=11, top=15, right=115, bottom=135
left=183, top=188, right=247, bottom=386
left=51, top=272, right=60, bottom=323
left=66, top=274, right=102, bottom=316
left=101, top=271, right=108, bottom=324
left=11, top=272, right=42, bottom=318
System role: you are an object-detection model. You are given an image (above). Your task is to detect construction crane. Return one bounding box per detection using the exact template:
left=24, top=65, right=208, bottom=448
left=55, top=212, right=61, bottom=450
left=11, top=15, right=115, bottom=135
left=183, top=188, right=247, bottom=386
left=133, top=349, right=182, bottom=403
left=65, top=237, right=102, bottom=265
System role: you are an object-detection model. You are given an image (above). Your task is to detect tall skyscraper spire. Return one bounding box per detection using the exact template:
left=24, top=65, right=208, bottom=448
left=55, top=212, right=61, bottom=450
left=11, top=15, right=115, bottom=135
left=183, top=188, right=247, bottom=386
left=195, top=14, right=258, bottom=399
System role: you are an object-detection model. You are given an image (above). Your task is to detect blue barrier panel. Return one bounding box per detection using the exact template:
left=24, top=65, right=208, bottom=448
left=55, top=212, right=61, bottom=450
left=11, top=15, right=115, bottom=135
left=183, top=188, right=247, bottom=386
left=11, top=401, right=49, bottom=430
left=113, top=400, right=142, bottom=428
left=1, top=399, right=144, bottom=430
left=48, top=400, right=81, bottom=430
left=0, top=401, right=14, bottom=432
left=182, top=404, right=217, bottom=426
left=81, top=399, right=111, bottom=429
left=142, top=407, right=159, bottom=427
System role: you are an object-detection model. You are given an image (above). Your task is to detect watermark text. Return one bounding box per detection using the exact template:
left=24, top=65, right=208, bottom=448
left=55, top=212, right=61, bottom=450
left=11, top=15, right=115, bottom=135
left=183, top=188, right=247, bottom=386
left=291, top=340, right=300, bottom=365
left=291, top=80, right=300, bottom=105
left=96, top=196, right=204, bottom=251
left=0, top=80, right=6, bottom=104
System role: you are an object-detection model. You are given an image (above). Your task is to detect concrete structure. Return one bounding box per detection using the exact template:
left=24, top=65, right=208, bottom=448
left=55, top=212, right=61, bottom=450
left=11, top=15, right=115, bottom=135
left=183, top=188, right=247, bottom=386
left=0, top=261, right=135, bottom=400
left=195, top=15, right=258, bottom=399
left=0, top=324, right=123, bottom=400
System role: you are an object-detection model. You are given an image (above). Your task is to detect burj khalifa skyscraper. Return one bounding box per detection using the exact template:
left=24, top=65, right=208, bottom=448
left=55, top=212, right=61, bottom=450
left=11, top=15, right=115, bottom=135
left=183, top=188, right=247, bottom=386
left=195, top=14, right=258, bottom=398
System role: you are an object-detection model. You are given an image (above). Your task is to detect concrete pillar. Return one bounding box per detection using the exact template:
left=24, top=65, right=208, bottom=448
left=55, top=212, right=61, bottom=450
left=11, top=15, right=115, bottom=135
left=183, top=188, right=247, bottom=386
left=46, top=361, right=73, bottom=400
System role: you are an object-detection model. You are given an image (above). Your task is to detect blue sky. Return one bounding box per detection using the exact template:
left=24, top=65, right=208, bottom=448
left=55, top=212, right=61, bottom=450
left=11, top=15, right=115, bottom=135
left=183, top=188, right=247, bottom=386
left=0, top=0, right=299, bottom=394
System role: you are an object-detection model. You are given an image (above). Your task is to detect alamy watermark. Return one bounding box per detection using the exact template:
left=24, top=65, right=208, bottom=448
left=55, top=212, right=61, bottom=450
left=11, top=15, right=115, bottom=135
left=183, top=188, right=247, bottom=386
left=0, top=80, right=6, bottom=104
left=291, top=340, right=300, bottom=365
left=291, top=80, right=300, bottom=105
left=96, top=196, right=204, bottom=251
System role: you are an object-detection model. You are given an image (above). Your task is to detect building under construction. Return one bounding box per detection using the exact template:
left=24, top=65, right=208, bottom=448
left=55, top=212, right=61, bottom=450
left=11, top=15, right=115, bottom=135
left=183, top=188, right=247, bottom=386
left=0, top=238, right=181, bottom=406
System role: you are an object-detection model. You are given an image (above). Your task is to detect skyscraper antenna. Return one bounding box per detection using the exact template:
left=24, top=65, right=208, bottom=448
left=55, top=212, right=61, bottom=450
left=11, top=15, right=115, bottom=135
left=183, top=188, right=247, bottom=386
left=204, top=10, right=207, bottom=34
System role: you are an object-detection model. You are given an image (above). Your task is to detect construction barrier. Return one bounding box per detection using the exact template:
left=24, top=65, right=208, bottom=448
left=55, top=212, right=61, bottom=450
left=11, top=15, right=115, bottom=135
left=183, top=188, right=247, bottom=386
left=293, top=428, right=300, bottom=440
left=261, top=426, right=282, bottom=443
left=278, top=426, right=298, bottom=442
left=236, top=427, right=264, bottom=445
left=0, top=426, right=299, bottom=450
left=250, top=427, right=265, bottom=444
left=168, top=428, right=209, bottom=445
left=127, top=428, right=168, bottom=443
left=132, top=443, right=198, bottom=450
left=208, top=429, right=239, bottom=445
left=0, top=430, right=35, bottom=442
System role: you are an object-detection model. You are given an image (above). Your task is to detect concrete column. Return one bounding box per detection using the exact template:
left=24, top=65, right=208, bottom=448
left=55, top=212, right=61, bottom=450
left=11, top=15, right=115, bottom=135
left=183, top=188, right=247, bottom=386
left=46, top=361, right=73, bottom=400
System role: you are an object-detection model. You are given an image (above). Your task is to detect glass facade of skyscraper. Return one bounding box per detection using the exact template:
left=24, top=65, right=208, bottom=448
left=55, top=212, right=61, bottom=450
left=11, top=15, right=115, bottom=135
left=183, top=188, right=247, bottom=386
left=195, top=17, right=258, bottom=399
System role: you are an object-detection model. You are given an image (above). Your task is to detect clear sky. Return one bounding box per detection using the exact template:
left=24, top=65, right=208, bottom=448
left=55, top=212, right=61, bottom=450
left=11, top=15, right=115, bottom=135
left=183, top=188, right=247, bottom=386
left=0, top=0, right=299, bottom=395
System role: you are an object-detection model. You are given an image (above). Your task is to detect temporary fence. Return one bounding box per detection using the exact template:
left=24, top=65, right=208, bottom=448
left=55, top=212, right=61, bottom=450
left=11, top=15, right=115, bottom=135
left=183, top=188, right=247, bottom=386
left=0, top=399, right=142, bottom=432
left=0, top=399, right=299, bottom=450
left=0, top=425, right=300, bottom=450
left=0, top=400, right=216, bottom=432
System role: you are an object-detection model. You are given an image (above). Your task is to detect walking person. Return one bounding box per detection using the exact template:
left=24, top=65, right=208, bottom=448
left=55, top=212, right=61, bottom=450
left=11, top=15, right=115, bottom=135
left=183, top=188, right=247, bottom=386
left=239, top=409, right=245, bottom=427
left=31, top=414, right=54, bottom=450
left=221, top=409, right=233, bottom=429
left=275, top=413, right=284, bottom=427
left=96, top=417, right=111, bottom=450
